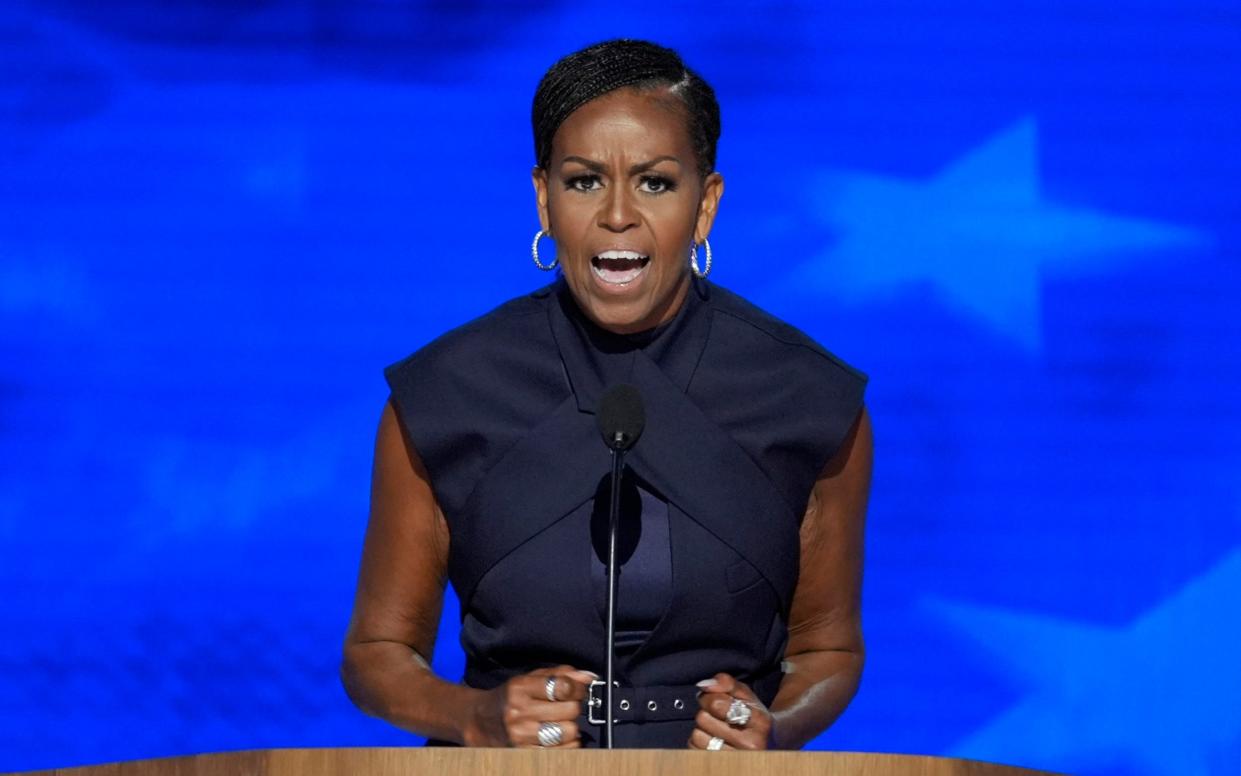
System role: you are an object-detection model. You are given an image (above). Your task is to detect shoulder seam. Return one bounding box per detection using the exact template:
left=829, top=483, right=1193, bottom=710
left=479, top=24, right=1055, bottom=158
left=708, top=305, right=867, bottom=383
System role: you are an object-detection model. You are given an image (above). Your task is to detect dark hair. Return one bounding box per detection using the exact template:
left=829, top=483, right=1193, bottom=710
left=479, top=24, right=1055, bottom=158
left=532, top=39, right=721, bottom=177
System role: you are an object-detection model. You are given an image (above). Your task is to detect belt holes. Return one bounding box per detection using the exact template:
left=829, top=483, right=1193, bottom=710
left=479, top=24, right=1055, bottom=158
left=673, top=699, right=685, bottom=709
left=619, top=699, right=631, bottom=711
left=647, top=700, right=658, bottom=711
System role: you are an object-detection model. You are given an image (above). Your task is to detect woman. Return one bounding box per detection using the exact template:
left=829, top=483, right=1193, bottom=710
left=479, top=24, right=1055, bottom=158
left=341, top=39, right=872, bottom=751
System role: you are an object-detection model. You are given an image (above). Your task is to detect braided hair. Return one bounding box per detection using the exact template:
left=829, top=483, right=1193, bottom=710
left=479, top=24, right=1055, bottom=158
left=532, top=39, right=721, bottom=178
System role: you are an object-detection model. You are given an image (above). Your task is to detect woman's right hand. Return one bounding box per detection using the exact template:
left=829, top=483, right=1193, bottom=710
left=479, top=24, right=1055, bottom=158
left=464, top=665, right=597, bottom=748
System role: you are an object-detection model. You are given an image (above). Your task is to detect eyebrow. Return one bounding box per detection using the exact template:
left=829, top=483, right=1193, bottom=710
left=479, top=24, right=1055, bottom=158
left=560, top=155, right=682, bottom=175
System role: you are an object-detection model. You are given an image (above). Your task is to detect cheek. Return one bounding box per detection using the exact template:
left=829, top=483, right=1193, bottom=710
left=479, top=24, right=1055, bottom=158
left=654, top=211, right=697, bottom=256
left=547, top=197, right=590, bottom=243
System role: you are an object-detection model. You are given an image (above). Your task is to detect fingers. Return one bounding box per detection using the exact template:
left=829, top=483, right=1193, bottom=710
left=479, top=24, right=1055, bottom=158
left=690, top=673, right=772, bottom=751
left=514, top=719, right=582, bottom=749
left=563, top=668, right=601, bottom=687
left=502, top=678, right=581, bottom=721
left=534, top=664, right=598, bottom=683
left=528, top=665, right=595, bottom=702
left=497, top=665, right=597, bottom=747
left=534, top=699, right=586, bottom=720
left=696, top=672, right=736, bottom=695
left=688, top=727, right=733, bottom=750
left=697, top=672, right=759, bottom=700
left=700, top=692, right=762, bottom=722
left=545, top=674, right=591, bottom=702
left=693, top=704, right=771, bottom=751
left=695, top=703, right=741, bottom=741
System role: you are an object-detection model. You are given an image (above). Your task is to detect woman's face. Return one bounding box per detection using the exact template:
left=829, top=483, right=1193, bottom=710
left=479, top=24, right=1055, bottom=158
left=533, top=87, right=723, bottom=334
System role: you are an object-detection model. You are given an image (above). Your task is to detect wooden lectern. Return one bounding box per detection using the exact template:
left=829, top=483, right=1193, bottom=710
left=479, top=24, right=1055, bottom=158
left=16, top=748, right=1057, bottom=776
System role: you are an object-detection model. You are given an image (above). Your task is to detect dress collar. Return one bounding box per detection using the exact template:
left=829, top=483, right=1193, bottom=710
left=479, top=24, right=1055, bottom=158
left=548, top=276, right=714, bottom=414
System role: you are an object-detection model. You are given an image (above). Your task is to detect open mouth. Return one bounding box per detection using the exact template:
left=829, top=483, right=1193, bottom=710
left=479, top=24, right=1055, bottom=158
left=590, top=250, right=650, bottom=285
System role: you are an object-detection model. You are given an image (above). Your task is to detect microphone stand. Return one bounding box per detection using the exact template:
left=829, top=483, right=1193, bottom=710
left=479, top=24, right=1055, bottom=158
left=604, top=430, right=625, bottom=750
left=596, top=382, right=643, bottom=750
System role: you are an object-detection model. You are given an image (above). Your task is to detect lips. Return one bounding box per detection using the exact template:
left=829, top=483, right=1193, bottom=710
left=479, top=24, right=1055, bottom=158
left=590, top=249, right=650, bottom=285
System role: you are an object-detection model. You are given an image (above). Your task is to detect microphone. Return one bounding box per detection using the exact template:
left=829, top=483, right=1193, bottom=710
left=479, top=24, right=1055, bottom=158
left=596, top=384, right=645, bottom=749
left=598, top=383, right=645, bottom=451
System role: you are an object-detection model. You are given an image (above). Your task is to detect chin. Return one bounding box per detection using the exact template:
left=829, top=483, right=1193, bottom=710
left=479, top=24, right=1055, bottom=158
left=585, top=299, right=656, bottom=334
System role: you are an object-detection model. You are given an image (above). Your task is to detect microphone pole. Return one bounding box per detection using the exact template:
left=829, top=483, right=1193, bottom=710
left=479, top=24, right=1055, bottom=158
left=596, top=384, right=645, bottom=750
left=605, top=430, right=623, bottom=750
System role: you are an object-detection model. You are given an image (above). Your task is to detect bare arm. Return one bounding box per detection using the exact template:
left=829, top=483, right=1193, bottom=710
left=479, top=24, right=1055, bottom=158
left=690, top=406, right=873, bottom=750
left=340, top=400, right=593, bottom=746
left=340, top=399, right=483, bottom=742
left=769, top=405, right=872, bottom=748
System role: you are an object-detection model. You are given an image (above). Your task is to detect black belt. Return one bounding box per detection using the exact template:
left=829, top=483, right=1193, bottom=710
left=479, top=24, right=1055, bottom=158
left=585, top=680, right=700, bottom=724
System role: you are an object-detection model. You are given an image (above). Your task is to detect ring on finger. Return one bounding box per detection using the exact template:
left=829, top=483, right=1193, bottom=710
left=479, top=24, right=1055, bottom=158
left=537, top=721, right=564, bottom=747
left=544, top=676, right=558, bottom=702
left=726, top=697, right=752, bottom=727
left=706, top=735, right=725, bottom=751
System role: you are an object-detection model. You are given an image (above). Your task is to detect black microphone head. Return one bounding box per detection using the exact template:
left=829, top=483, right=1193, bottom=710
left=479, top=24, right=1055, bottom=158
left=598, top=384, right=645, bottom=451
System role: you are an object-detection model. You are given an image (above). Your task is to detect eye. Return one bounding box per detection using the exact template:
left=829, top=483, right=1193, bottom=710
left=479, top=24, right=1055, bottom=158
left=639, top=175, right=677, bottom=194
left=565, top=174, right=602, bottom=192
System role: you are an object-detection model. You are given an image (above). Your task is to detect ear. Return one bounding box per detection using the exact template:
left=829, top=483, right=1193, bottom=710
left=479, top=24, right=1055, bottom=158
left=693, top=171, right=724, bottom=243
left=531, top=166, right=552, bottom=235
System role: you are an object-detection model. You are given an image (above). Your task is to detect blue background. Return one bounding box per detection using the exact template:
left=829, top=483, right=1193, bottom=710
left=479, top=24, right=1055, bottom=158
left=2, top=2, right=1239, bottom=774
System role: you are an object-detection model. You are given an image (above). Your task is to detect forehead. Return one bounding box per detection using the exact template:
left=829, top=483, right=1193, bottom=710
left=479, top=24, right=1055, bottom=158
left=551, top=87, right=694, bottom=160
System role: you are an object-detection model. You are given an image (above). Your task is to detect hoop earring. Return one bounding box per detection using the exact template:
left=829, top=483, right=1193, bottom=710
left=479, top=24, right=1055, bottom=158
left=531, top=229, right=558, bottom=271
left=690, top=238, right=712, bottom=279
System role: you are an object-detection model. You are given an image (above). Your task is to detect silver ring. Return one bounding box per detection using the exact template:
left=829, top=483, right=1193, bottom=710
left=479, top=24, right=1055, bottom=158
left=726, top=697, right=752, bottom=727
left=537, top=721, right=564, bottom=747
left=544, top=676, right=558, bottom=702
left=706, top=735, right=725, bottom=751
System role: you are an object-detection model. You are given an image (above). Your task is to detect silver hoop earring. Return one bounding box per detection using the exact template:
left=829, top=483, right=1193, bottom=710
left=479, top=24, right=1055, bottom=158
left=690, top=238, right=712, bottom=279
left=531, top=229, right=557, bottom=271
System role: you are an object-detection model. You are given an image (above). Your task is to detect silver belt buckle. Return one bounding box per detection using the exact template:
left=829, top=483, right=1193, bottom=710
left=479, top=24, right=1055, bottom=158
left=587, top=679, right=618, bottom=725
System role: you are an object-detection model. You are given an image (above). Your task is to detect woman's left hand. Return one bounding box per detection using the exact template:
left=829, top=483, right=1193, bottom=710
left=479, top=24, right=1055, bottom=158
left=687, top=672, right=775, bottom=750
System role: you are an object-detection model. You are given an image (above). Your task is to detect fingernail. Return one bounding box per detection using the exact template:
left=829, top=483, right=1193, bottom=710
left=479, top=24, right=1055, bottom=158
left=696, top=679, right=717, bottom=688
left=583, top=670, right=600, bottom=679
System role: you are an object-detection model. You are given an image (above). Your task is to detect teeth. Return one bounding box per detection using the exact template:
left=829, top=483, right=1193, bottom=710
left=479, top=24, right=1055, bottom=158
left=591, top=260, right=648, bottom=285
left=591, top=249, right=650, bottom=286
left=595, top=250, right=648, bottom=261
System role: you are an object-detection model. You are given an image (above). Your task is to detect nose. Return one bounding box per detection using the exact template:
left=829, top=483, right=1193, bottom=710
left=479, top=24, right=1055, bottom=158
left=598, top=184, right=639, bottom=232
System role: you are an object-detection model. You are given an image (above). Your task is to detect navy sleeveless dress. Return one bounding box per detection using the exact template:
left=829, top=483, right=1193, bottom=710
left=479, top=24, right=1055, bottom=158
left=384, top=277, right=866, bottom=747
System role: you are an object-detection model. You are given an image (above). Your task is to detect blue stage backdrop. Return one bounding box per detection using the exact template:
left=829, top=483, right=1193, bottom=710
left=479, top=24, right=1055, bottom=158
left=1, top=2, right=1238, bottom=774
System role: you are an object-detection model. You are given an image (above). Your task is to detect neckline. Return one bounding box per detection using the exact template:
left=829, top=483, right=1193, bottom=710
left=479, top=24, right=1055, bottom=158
left=554, top=278, right=698, bottom=352
left=548, top=276, right=714, bottom=413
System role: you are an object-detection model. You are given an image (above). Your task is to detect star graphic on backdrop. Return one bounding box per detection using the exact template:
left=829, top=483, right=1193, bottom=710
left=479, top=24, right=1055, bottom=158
left=786, top=119, right=1210, bottom=350
left=924, top=550, right=1241, bottom=775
